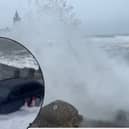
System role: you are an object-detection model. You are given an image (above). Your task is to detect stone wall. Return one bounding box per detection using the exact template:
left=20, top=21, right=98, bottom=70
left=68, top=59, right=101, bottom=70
left=0, top=63, right=42, bottom=81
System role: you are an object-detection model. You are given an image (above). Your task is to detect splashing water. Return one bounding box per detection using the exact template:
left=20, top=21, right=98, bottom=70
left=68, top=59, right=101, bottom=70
left=1, top=0, right=129, bottom=121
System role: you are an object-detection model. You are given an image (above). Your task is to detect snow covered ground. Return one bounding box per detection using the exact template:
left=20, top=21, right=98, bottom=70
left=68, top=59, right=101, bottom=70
left=0, top=107, right=40, bottom=129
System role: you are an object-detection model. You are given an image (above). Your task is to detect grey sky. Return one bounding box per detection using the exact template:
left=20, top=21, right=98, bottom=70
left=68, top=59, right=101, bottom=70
left=0, top=0, right=28, bottom=27
left=69, top=0, right=129, bottom=35
left=0, top=0, right=129, bottom=35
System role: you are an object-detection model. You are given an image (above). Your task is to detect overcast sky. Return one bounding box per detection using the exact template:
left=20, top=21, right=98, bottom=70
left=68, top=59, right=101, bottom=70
left=69, top=0, right=129, bottom=35
left=0, top=0, right=129, bottom=35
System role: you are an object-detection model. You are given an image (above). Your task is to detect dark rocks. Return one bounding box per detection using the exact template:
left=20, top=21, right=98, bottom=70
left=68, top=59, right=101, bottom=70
left=31, top=100, right=83, bottom=127
left=30, top=99, right=129, bottom=128
left=80, top=110, right=129, bottom=127
left=115, top=110, right=129, bottom=122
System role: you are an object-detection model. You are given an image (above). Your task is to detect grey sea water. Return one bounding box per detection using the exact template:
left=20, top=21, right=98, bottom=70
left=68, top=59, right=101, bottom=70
left=0, top=38, right=38, bottom=69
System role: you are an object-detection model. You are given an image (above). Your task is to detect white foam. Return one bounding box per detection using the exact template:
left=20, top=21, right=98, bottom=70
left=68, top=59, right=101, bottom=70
left=0, top=0, right=129, bottom=126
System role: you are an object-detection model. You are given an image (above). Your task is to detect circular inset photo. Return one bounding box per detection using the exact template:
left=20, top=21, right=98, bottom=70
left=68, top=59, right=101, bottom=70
left=0, top=37, right=45, bottom=129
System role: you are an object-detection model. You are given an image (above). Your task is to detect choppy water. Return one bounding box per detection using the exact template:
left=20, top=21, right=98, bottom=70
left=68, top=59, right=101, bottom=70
left=0, top=38, right=38, bottom=69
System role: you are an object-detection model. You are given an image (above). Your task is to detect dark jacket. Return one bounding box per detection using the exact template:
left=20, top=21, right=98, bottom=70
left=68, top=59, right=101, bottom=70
left=0, top=79, right=44, bottom=114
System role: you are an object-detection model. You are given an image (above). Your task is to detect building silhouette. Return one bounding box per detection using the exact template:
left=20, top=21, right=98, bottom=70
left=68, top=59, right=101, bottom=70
left=13, top=10, right=21, bottom=24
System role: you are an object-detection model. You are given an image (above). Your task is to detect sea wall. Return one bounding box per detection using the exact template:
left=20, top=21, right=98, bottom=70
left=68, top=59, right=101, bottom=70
left=0, top=63, right=42, bottom=80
